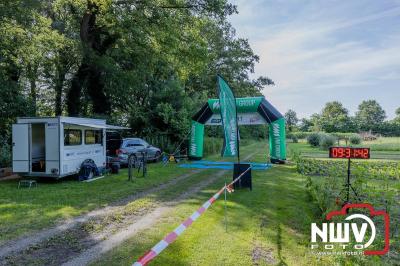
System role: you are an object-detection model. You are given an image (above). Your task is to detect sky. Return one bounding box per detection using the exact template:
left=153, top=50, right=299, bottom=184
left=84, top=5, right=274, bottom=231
left=229, top=0, right=400, bottom=119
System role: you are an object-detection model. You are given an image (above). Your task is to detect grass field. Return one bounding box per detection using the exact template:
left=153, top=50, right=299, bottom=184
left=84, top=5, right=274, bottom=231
left=92, top=147, right=335, bottom=266
left=0, top=141, right=267, bottom=244
left=0, top=150, right=232, bottom=243
left=1, top=139, right=398, bottom=265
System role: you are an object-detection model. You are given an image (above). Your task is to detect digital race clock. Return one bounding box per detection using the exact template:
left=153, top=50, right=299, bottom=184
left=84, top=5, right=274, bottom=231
left=329, top=147, right=370, bottom=159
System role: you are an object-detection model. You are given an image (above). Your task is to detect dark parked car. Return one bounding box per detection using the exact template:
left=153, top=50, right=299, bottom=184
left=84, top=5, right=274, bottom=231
left=106, top=133, right=161, bottom=165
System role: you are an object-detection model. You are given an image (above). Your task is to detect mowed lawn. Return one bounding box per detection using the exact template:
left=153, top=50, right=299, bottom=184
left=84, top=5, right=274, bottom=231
left=93, top=151, right=333, bottom=266
left=0, top=144, right=262, bottom=243
left=0, top=163, right=184, bottom=242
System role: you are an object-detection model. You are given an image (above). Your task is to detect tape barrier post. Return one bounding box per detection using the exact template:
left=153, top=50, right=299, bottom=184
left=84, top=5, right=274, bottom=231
left=132, top=166, right=252, bottom=266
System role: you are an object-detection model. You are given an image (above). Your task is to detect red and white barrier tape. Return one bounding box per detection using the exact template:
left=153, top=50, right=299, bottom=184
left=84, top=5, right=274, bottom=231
left=132, top=166, right=251, bottom=266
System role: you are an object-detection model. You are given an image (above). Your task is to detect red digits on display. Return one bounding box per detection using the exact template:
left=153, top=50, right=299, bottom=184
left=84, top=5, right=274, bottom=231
left=329, top=147, right=369, bottom=159
left=345, top=148, right=351, bottom=158
left=338, top=148, right=344, bottom=157
left=363, top=148, right=369, bottom=159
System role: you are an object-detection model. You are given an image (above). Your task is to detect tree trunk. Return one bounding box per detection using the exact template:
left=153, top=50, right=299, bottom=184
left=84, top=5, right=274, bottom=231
left=87, top=66, right=110, bottom=115
left=54, top=64, right=66, bottom=116
left=27, top=63, right=37, bottom=116
left=67, top=63, right=88, bottom=116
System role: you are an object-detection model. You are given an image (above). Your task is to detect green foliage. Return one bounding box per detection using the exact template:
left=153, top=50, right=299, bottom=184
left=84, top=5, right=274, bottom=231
left=284, top=109, right=298, bottom=132
left=292, top=101, right=400, bottom=137
left=349, top=134, right=362, bottom=145
left=319, top=101, right=353, bottom=132
left=287, top=131, right=313, bottom=139
left=299, top=118, right=312, bottom=132
left=318, top=133, right=337, bottom=150
left=373, top=120, right=400, bottom=137
left=203, top=137, right=223, bottom=155
left=307, top=133, right=321, bottom=147
left=356, top=100, right=386, bottom=132
left=0, top=136, right=11, bottom=167
left=296, top=157, right=400, bottom=180
left=0, top=0, right=274, bottom=148
left=297, top=156, right=400, bottom=264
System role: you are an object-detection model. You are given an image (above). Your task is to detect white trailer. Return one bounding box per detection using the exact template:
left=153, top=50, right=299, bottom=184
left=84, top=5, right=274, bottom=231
left=12, top=116, right=126, bottom=179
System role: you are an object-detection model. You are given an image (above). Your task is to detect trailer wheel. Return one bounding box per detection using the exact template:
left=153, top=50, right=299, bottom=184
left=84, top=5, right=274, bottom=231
left=87, top=169, right=94, bottom=180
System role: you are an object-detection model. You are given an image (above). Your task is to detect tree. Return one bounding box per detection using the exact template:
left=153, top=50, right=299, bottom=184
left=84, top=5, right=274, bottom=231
left=356, top=100, right=386, bottom=132
left=395, top=107, right=400, bottom=121
left=319, top=101, right=352, bottom=132
left=0, top=0, right=274, bottom=153
left=299, top=118, right=312, bottom=132
left=284, top=109, right=298, bottom=132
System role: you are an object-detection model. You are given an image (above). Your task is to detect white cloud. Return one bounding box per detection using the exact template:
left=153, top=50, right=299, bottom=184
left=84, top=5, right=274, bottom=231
left=229, top=1, right=400, bottom=118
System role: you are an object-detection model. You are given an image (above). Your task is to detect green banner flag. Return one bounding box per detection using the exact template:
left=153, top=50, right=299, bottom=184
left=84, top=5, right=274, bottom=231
left=188, top=120, right=204, bottom=158
left=217, top=75, right=239, bottom=157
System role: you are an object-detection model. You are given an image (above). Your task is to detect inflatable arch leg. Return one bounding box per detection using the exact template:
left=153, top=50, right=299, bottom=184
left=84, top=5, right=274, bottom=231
left=269, top=118, right=286, bottom=163
left=188, top=120, right=204, bottom=160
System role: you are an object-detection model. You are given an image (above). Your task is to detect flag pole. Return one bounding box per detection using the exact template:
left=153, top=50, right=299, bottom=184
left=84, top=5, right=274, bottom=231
left=235, top=100, right=240, bottom=164
left=232, top=86, right=240, bottom=164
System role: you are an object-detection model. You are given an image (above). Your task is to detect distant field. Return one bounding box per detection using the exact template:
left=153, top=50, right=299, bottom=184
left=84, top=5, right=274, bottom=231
left=357, top=137, right=400, bottom=151
left=288, top=137, right=400, bottom=161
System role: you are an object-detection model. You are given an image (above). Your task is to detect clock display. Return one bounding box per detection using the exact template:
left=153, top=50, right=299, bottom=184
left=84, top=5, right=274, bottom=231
left=329, top=147, right=370, bottom=159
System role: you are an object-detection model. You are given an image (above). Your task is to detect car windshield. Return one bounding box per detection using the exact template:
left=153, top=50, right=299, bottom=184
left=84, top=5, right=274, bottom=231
left=141, top=140, right=149, bottom=146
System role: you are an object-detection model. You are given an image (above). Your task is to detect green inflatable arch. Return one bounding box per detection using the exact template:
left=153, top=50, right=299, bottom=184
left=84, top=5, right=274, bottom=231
left=189, top=97, right=286, bottom=163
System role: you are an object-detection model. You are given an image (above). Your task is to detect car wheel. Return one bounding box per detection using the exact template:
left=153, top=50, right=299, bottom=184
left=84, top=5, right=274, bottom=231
left=154, top=151, right=161, bottom=162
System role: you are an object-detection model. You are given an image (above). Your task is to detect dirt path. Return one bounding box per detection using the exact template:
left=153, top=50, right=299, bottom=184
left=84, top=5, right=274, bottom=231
left=0, top=169, right=204, bottom=261
left=62, top=169, right=229, bottom=266
left=62, top=153, right=255, bottom=266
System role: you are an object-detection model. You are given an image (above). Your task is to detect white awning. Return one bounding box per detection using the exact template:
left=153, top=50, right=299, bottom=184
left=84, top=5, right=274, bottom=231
left=64, top=122, right=129, bottom=130
left=105, top=125, right=130, bottom=130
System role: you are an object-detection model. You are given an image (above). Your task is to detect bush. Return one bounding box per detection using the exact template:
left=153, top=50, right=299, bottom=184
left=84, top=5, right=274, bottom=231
left=0, top=137, right=11, bottom=168
left=319, top=134, right=337, bottom=150
left=349, top=134, right=362, bottom=145
left=296, top=157, right=400, bottom=180
left=307, top=133, right=321, bottom=147
left=291, top=135, right=298, bottom=143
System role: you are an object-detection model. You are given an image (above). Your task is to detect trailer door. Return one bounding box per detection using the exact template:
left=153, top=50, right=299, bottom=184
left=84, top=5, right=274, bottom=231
left=12, top=124, right=30, bottom=172
left=45, top=122, right=59, bottom=175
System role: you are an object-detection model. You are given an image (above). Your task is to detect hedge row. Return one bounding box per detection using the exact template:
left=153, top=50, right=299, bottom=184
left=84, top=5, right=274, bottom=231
left=287, top=131, right=361, bottom=140
left=297, top=157, right=400, bottom=180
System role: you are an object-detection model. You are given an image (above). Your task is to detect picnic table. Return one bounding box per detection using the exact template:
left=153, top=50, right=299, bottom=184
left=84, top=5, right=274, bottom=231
left=18, top=180, right=37, bottom=188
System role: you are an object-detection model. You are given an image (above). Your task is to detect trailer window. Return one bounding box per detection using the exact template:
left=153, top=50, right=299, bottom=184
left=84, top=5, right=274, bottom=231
left=64, top=129, right=82, bottom=146
left=85, top=130, right=103, bottom=145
